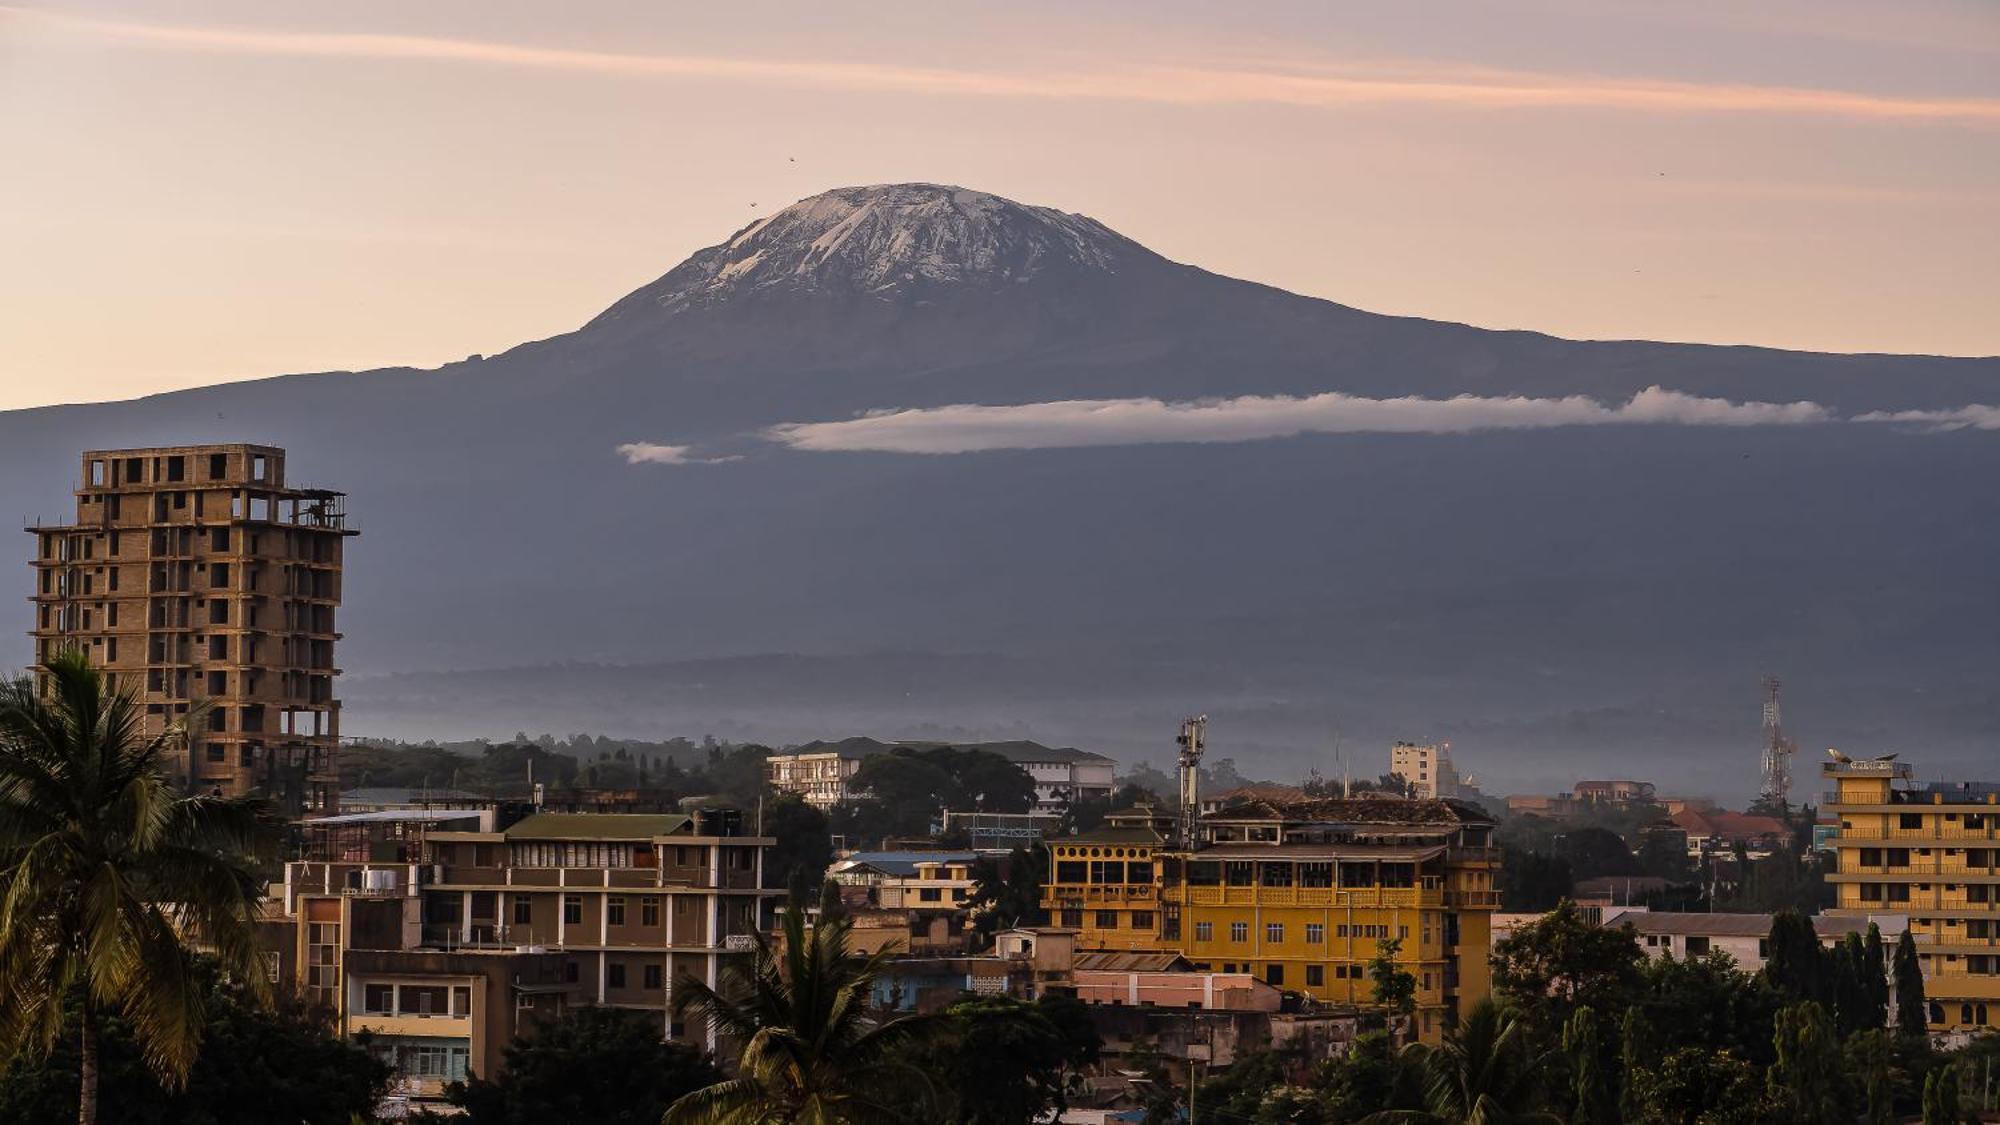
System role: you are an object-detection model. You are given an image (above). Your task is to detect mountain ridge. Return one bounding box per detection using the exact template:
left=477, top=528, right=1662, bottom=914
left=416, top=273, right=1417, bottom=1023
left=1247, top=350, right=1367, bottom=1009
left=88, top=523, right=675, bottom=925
left=3, top=182, right=1996, bottom=794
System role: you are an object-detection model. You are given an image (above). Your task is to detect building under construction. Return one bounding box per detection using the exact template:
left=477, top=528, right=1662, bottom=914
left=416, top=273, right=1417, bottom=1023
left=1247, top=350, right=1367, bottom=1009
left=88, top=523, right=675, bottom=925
left=27, top=444, right=355, bottom=813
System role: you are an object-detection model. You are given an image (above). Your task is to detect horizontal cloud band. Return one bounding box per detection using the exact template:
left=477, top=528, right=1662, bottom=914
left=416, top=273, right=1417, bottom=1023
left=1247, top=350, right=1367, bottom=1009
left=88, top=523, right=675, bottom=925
left=763, top=386, right=1836, bottom=454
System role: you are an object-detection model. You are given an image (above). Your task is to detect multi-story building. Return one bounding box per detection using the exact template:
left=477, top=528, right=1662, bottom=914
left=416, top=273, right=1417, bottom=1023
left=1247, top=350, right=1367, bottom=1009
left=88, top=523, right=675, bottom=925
left=1823, top=757, right=2000, bottom=1037
left=27, top=444, right=353, bottom=812
left=1390, top=741, right=1480, bottom=801
left=1044, top=795, right=1501, bottom=1040
left=766, top=736, right=1115, bottom=813
left=276, top=807, right=777, bottom=1108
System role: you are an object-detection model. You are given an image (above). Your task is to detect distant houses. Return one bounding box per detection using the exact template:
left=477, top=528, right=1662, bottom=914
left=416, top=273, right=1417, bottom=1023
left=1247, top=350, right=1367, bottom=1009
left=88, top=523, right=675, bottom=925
left=765, top=736, right=1115, bottom=813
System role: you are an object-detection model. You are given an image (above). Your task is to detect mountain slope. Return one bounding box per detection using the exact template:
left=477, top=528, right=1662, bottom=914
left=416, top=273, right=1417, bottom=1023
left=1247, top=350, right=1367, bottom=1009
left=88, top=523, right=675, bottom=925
left=5, top=184, right=1996, bottom=795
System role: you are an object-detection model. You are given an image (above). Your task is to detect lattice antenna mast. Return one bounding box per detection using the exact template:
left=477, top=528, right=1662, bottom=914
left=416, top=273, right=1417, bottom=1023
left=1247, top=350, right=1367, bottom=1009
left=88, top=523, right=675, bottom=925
left=1759, top=675, right=1796, bottom=806
left=1176, top=715, right=1208, bottom=850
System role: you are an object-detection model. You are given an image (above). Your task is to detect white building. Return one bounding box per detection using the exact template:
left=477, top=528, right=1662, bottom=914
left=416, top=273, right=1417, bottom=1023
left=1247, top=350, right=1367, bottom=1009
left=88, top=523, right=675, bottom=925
left=1391, top=741, right=1465, bottom=800
left=1604, top=908, right=1908, bottom=971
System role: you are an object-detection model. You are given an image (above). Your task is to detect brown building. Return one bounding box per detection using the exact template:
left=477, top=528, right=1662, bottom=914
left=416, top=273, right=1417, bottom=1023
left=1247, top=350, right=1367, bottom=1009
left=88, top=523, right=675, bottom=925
left=26, top=444, right=353, bottom=812
left=275, top=807, right=778, bottom=1109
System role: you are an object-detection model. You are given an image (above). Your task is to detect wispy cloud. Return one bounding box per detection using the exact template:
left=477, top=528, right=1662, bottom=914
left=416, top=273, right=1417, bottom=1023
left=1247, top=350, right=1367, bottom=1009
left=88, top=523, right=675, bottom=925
left=616, top=442, right=698, bottom=465
left=1853, top=405, right=2000, bottom=431
left=763, top=387, right=1837, bottom=454
left=11, top=6, right=1999, bottom=125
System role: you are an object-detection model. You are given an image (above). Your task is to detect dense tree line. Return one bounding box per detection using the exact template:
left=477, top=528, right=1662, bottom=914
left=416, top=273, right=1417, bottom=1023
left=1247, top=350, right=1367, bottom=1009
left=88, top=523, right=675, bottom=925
left=1175, top=903, right=1996, bottom=1124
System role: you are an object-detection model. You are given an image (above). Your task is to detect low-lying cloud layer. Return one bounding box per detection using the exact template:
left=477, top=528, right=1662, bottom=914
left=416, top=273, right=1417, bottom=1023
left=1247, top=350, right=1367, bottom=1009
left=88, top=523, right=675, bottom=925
left=618, top=387, right=2000, bottom=464
left=764, top=386, right=1835, bottom=454
left=1854, top=404, right=2000, bottom=431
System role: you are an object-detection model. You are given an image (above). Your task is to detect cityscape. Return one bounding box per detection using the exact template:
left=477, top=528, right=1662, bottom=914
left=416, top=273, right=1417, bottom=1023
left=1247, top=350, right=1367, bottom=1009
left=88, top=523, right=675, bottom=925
left=3, top=3, right=1998, bottom=1124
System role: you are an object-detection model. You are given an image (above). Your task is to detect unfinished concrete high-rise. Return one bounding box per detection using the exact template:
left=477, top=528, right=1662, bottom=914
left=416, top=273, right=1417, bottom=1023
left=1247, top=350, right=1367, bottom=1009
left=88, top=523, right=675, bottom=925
left=26, top=445, right=355, bottom=813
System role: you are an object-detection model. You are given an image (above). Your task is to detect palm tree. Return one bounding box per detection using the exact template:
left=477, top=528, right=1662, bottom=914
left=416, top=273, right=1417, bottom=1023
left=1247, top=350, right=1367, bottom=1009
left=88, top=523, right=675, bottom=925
left=0, top=650, right=281, bottom=1125
left=665, top=906, right=937, bottom=1124
left=1362, top=999, right=1562, bottom=1125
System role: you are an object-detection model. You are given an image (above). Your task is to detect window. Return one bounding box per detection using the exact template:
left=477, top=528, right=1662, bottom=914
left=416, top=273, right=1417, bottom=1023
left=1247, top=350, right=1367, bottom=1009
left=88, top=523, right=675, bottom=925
left=211, top=563, right=230, bottom=588
left=1306, top=923, right=1324, bottom=944
left=607, top=963, right=626, bottom=989
left=1195, top=922, right=1214, bottom=942
left=1306, top=964, right=1325, bottom=987
left=642, top=897, right=660, bottom=926
left=644, top=964, right=662, bottom=990
left=513, top=898, right=532, bottom=925
left=1230, top=921, right=1249, bottom=943
left=363, top=984, right=394, bottom=1013
left=1056, top=861, right=1087, bottom=883
left=1265, top=964, right=1284, bottom=986
left=564, top=961, right=580, bottom=984
left=607, top=898, right=626, bottom=926
left=1266, top=922, right=1284, bottom=944
left=1095, top=911, right=1119, bottom=930
left=1131, top=911, right=1154, bottom=929
left=563, top=896, right=582, bottom=925
left=212, top=527, right=230, bottom=551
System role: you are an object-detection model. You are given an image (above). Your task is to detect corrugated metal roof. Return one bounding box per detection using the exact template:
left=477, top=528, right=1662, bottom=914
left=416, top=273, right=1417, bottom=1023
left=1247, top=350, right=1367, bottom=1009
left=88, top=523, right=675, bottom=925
left=303, top=808, right=486, bottom=827
left=1615, top=911, right=1774, bottom=937
left=502, top=813, right=690, bottom=840
left=339, top=787, right=488, bottom=805
left=830, top=851, right=980, bottom=877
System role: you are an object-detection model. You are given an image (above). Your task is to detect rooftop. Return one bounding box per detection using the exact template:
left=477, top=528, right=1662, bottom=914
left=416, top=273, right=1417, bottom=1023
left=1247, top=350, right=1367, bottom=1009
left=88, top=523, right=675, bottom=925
left=502, top=812, right=691, bottom=840
left=830, top=851, right=981, bottom=878
left=339, top=786, right=489, bottom=806
left=1208, top=795, right=1495, bottom=827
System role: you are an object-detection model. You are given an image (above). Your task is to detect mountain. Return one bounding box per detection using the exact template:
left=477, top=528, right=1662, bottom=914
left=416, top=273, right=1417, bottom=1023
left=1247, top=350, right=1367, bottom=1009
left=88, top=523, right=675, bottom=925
left=6, top=183, right=1997, bottom=797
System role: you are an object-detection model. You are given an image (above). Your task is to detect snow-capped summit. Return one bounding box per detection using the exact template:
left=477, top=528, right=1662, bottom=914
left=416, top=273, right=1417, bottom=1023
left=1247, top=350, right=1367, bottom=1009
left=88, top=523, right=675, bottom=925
left=592, top=184, right=1150, bottom=323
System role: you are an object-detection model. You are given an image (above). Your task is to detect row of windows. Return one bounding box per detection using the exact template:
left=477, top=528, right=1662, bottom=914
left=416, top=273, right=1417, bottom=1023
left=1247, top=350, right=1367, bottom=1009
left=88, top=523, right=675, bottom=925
left=1053, top=847, right=1150, bottom=859
left=1191, top=921, right=1406, bottom=943
left=539, top=894, right=695, bottom=926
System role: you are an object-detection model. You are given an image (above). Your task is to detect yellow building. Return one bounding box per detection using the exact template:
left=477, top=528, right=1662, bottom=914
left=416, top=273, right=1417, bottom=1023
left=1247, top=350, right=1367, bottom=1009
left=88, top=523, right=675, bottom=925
left=1823, top=758, right=2000, bottom=1035
left=1045, top=796, right=1500, bottom=1038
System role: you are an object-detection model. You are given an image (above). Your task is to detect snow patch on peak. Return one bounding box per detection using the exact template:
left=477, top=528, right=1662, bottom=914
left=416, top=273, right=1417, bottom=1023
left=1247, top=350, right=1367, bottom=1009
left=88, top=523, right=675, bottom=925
left=629, top=183, right=1145, bottom=314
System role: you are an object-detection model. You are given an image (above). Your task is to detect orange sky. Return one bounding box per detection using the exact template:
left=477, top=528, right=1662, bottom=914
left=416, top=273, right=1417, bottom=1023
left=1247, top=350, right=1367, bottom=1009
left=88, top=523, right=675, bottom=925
left=1, top=0, right=1995, bottom=409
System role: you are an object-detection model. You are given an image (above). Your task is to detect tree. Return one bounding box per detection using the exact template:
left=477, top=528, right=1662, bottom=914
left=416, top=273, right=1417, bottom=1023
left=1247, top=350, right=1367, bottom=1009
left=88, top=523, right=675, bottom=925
left=884, top=995, right=1097, bottom=1125
left=1894, top=929, right=1928, bottom=1037
left=1862, top=923, right=1891, bottom=1030
left=1634, top=950, right=1780, bottom=1064
left=1554, top=828, right=1639, bottom=880
left=1369, top=938, right=1418, bottom=1028
left=666, top=907, right=937, bottom=1123
left=1617, top=1008, right=1652, bottom=1123
left=1562, top=1006, right=1616, bottom=1125
left=1360, top=999, right=1558, bottom=1124
left=1491, top=902, right=1643, bottom=1033
left=1921, top=1062, right=1966, bottom=1125
left=1765, top=1001, right=1852, bottom=1124
left=1056, top=782, right=1156, bottom=836
left=964, top=845, right=1046, bottom=944
left=0, top=959, right=388, bottom=1125
left=1760, top=911, right=1828, bottom=1008
left=443, top=1005, right=718, bottom=1125
left=762, top=794, right=833, bottom=904
left=1498, top=852, right=1574, bottom=913
left=1848, top=1028, right=1896, bottom=1125
left=1628, top=1046, right=1776, bottom=1125
left=0, top=651, right=283, bottom=1125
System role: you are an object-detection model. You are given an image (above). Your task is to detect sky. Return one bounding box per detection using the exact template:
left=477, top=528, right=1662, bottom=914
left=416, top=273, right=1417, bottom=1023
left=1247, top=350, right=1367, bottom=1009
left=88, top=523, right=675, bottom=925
left=1, top=0, right=1996, bottom=411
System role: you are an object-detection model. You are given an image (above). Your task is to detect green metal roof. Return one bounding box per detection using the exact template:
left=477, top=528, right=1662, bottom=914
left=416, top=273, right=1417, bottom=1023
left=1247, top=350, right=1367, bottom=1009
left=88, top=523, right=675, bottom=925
left=502, top=813, right=690, bottom=841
